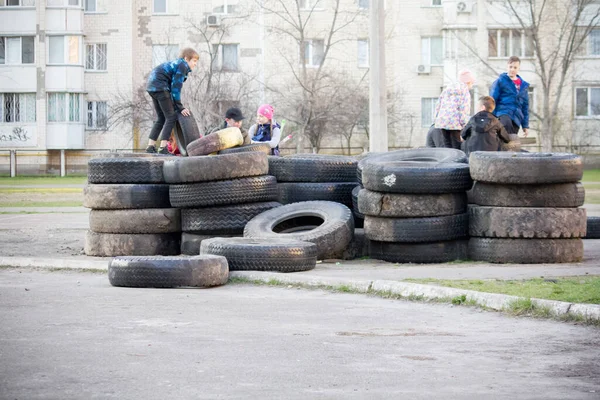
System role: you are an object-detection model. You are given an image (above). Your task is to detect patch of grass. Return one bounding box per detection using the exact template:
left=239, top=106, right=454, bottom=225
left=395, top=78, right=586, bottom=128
left=0, top=188, right=82, bottom=193
left=583, top=189, right=600, bottom=204
left=0, top=176, right=87, bottom=186
left=0, top=201, right=83, bottom=207
left=0, top=211, right=87, bottom=214
left=582, top=169, right=600, bottom=182
left=404, top=277, right=600, bottom=304
left=505, top=298, right=553, bottom=318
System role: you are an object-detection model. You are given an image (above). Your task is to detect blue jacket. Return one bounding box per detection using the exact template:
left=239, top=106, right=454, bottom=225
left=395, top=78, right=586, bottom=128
left=490, top=73, right=529, bottom=129
left=146, top=58, right=191, bottom=112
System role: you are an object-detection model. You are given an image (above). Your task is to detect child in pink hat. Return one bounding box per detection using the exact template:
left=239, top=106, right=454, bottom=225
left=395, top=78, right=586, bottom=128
left=249, top=104, right=282, bottom=155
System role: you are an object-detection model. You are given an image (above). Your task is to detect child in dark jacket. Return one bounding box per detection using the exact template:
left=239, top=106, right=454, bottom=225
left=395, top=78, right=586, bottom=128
left=461, top=96, right=511, bottom=157
left=146, top=47, right=199, bottom=154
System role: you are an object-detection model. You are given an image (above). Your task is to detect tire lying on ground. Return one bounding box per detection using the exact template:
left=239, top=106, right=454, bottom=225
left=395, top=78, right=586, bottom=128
left=88, top=157, right=165, bottom=184
left=83, top=184, right=171, bottom=209
left=244, top=201, right=354, bottom=260
left=200, top=237, right=317, bottom=272
left=84, top=231, right=180, bottom=256
left=268, top=155, right=358, bottom=182
left=468, top=181, right=585, bottom=208
left=181, top=233, right=242, bottom=255
left=358, top=189, right=467, bottom=217
left=218, top=143, right=272, bottom=155
left=163, top=151, right=269, bottom=183
left=186, top=127, right=243, bottom=156
left=468, top=206, right=586, bottom=238
left=108, top=255, right=229, bottom=288
left=363, top=213, right=469, bottom=243
left=469, top=152, right=583, bottom=184
left=174, top=112, right=201, bottom=157
left=277, top=182, right=357, bottom=207
left=89, top=209, right=181, bottom=234
left=586, top=216, right=600, bottom=239
left=469, top=237, right=584, bottom=264
left=181, top=202, right=282, bottom=234
left=369, top=240, right=468, bottom=264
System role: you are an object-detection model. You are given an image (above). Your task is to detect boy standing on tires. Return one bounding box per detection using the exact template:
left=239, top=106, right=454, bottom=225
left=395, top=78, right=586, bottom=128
left=146, top=48, right=199, bottom=155
left=460, top=96, right=511, bottom=157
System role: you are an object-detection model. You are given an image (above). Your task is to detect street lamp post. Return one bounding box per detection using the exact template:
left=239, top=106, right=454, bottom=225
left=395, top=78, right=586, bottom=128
left=369, top=0, right=388, bottom=152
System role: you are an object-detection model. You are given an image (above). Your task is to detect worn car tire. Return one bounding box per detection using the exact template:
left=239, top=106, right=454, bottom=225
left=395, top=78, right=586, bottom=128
left=180, top=233, right=241, bottom=255
left=268, top=155, right=357, bottom=182
left=358, top=188, right=467, bottom=217
left=163, top=152, right=268, bottom=183
left=364, top=213, right=468, bottom=243
left=277, top=182, right=356, bottom=207
left=469, top=181, right=585, bottom=208
left=108, top=255, right=228, bottom=288
left=200, top=237, right=317, bottom=272
left=369, top=239, right=468, bottom=264
left=218, top=143, right=272, bottom=155
left=181, top=202, right=282, bottom=234
left=83, top=184, right=171, bottom=209
left=84, top=231, right=180, bottom=256
left=469, top=237, right=584, bottom=264
left=174, top=112, right=201, bottom=157
left=586, top=217, right=600, bottom=239
left=469, top=152, right=583, bottom=184
left=186, top=127, right=243, bottom=156
left=89, top=208, right=180, bottom=234
left=88, top=157, right=165, bottom=184
left=169, top=175, right=278, bottom=208
left=244, top=201, right=354, bottom=260
left=469, top=206, right=586, bottom=238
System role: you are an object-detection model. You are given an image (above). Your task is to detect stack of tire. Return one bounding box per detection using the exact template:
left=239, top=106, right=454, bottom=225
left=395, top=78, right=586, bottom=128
left=162, top=151, right=281, bottom=255
left=84, top=154, right=181, bottom=257
left=359, top=148, right=473, bottom=263
left=468, top=152, right=586, bottom=263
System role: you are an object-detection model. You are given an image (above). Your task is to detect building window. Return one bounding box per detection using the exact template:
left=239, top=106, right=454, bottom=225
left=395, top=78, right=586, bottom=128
left=299, top=0, right=321, bottom=10
left=589, top=29, right=600, bottom=56
left=358, top=0, right=369, bottom=9
left=575, top=87, right=600, bottom=117
left=1, top=0, right=36, bottom=6
left=48, top=36, right=81, bottom=64
left=488, top=29, right=534, bottom=58
left=151, top=45, right=179, bottom=67
left=212, top=44, right=239, bottom=72
left=84, top=0, right=96, bottom=11
left=358, top=39, right=369, bottom=68
left=212, top=0, right=237, bottom=14
left=421, top=36, right=443, bottom=66
left=48, top=93, right=81, bottom=122
left=302, top=39, right=324, bottom=67
left=47, top=0, right=80, bottom=5
left=86, top=43, right=107, bottom=71
left=0, top=93, right=36, bottom=123
left=0, top=37, right=34, bottom=64
left=432, top=0, right=442, bottom=6
left=421, top=97, right=437, bottom=127
left=87, top=101, right=107, bottom=129
left=153, top=0, right=168, bottom=13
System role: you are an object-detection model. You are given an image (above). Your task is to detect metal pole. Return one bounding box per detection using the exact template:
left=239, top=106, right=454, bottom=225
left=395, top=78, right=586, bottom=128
left=369, top=0, right=388, bottom=152
left=10, top=150, right=16, bottom=177
left=60, top=149, right=66, bottom=177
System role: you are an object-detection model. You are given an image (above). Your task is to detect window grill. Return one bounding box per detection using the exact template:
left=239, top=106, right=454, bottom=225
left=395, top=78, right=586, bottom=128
left=0, top=93, right=36, bottom=123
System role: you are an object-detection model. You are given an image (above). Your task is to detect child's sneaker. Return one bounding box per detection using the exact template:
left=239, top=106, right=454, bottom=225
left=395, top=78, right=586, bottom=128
left=157, top=147, right=170, bottom=155
left=145, top=145, right=157, bottom=153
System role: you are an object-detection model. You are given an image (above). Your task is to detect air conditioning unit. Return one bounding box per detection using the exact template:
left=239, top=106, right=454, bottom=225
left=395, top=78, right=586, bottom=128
left=206, top=14, right=221, bottom=27
left=416, top=64, right=431, bottom=74
left=456, top=1, right=473, bottom=14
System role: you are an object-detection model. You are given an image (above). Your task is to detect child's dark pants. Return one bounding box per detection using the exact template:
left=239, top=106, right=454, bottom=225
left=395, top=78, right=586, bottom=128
left=441, top=129, right=462, bottom=150
left=148, top=91, right=178, bottom=141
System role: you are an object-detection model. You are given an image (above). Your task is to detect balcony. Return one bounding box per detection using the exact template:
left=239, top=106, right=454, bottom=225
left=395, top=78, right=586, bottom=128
left=45, top=65, right=84, bottom=92
left=46, top=7, right=83, bottom=32
left=46, top=123, right=85, bottom=149
left=0, top=123, right=37, bottom=148
left=0, top=6, right=36, bottom=34
left=0, top=65, right=37, bottom=92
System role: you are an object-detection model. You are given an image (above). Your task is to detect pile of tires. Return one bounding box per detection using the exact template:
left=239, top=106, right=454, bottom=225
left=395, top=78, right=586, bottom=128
left=163, top=152, right=281, bottom=255
left=359, top=148, right=473, bottom=263
left=83, top=154, right=181, bottom=256
left=468, top=152, right=586, bottom=263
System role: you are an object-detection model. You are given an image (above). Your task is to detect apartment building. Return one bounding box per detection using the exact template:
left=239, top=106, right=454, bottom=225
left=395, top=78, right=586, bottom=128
left=0, top=0, right=598, bottom=173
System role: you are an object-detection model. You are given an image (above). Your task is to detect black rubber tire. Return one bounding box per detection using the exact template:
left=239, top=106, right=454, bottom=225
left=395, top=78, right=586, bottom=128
left=243, top=201, right=355, bottom=260
left=88, top=157, right=165, bottom=184
left=277, top=182, right=357, bottom=207
left=83, top=184, right=170, bottom=209
left=469, top=152, right=583, bottom=184
left=500, top=134, right=521, bottom=152
left=369, top=239, right=469, bottom=264
left=108, top=255, right=229, bottom=288
left=186, top=127, right=243, bottom=156
left=84, top=231, right=180, bottom=256
left=218, top=143, right=272, bottom=155
left=89, top=209, right=181, bottom=234
left=163, top=152, right=268, bottom=183
left=468, top=181, right=585, bottom=208
left=268, top=155, right=357, bottom=182
left=170, top=175, right=278, bottom=208
left=97, top=152, right=160, bottom=158
left=364, top=213, right=469, bottom=243
left=181, top=202, right=282, bottom=234
left=174, top=112, right=201, bottom=157
left=200, top=237, right=317, bottom=272
left=358, top=188, right=467, bottom=217
left=469, top=237, right=584, bottom=264
left=181, top=233, right=241, bottom=255
left=361, top=160, right=472, bottom=194
left=586, top=216, right=600, bottom=239
left=469, top=206, right=586, bottom=239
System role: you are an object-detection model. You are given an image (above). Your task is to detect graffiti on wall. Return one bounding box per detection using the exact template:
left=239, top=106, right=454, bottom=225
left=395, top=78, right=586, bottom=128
left=0, top=125, right=37, bottom=147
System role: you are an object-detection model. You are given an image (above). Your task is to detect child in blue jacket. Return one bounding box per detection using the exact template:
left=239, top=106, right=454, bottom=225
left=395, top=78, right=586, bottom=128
left=146, top=48, right=199, bottom=154
left=490, top=56, right=530, bottom=137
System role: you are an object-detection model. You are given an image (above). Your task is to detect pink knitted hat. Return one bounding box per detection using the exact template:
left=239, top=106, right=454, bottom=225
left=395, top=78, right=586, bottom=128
left=257, top=104, right=274, bottom=120
left=459, top=69, right=475, bottom=84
